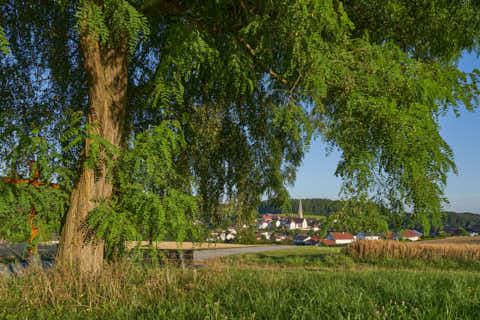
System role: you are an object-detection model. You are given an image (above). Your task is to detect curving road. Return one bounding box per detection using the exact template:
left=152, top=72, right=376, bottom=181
left=0, top=242, right=297, bottom=265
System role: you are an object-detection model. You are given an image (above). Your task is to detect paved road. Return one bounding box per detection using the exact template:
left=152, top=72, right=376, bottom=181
left=193, top=245, right=296, bottom=261
left=0, top=242, right=297, bottom=263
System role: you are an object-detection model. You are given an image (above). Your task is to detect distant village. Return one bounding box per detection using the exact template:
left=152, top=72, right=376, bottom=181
left=208, top=200, right=479, bottom=246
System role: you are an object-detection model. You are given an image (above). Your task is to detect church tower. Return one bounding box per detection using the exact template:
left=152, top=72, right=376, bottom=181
left=298, top=199, right=303, bottom=219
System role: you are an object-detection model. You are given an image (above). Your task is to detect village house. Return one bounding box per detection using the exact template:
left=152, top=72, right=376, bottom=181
left=385, top=230, right=422, bottom=241
left=319, top=239, right=336, bottom=246
left=287, top=219, right=296, bottom=230
left=325, top=232, right=355, bottom=244
left=294, top=234, right=311, bottom=245
left=259, top=231, right=270, bottom=240
left=272, top=233, right=287, bottom=242
left=295, top=218, right=309, bottom=230
left=219, top=231, right=235, bottom=241
left=272, top=219, right=282, bottom=228
left=356, top=232, right=380, bottom=240
left=255, top=231, right=271, bottom=241
left=257, top=221, right=269, bottom=230
left=261, top=215, right=273, bottom=222
left=402, top=230, right=422, bottom=241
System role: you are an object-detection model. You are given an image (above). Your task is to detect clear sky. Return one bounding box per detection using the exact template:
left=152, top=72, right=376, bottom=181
left=288, top=52, right=480, bottom=214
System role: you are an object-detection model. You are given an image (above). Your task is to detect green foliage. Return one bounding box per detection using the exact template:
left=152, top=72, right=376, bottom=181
left=1, top=0, right=480, bottom=258
left=456, top=227, right=469, bottom=236
left=75, top=0, right=149, bottom=51
left=442, top=211, right=480, bottom=229
left=260, top=198, right=342, bottom=216
left=0, top=26, right=9, bottom=55
left=233, top=228, right=257, bottom=244
left=88, top=122, right=200, bottom=258
left=0, top=180, right=68, bottom=244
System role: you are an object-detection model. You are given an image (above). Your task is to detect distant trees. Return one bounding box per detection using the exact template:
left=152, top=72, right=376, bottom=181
left=234, top=228, right=257, bottom=245
left=456, top=227, right=469, bottom=236
left=259, top=198, right=341, bottom=216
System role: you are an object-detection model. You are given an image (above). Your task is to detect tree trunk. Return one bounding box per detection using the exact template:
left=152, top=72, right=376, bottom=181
left=56, top=32, right=128, bottom=273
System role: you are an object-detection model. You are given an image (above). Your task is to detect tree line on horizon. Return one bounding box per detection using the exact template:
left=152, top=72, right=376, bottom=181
left=259, top=198, right=480, bottom=233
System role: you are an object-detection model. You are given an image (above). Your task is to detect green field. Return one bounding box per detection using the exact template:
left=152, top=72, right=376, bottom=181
left=1, top=247, right=479, bottom=319
left=222, top=247, right=353, bottom=268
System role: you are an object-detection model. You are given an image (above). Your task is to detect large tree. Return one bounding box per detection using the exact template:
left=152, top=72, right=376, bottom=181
left=0, top=0, right=479, bottom=272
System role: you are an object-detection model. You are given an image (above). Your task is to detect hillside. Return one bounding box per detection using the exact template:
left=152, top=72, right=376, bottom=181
left=258, top=198, right=341, bottom=216
left=442, top=211, right=480, bottom=230
left=259, top=198, right=480, bottom=231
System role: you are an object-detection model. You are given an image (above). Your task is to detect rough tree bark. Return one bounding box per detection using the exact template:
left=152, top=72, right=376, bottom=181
left=56, top=31, right=128, bottom=273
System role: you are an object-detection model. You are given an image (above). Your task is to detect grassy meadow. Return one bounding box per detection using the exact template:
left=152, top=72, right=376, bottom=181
left=1, top=240, right=480, bottom=319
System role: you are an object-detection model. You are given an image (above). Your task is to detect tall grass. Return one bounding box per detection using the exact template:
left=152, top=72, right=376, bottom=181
left=1, top=262, right=480, bottom=319
left=221, top=247, right=355, bottom=269
left=346, top=240, right=480, bottom=268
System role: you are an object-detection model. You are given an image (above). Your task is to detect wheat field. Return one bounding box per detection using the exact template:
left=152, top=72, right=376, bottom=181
left=346, top=237, right=480, bottom=263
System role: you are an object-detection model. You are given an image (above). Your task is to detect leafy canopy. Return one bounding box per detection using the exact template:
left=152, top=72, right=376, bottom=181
left=0, top=0, right=479, bottom=250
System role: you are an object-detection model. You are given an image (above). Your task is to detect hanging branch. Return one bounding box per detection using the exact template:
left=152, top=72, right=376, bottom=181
left=236, top=36, right=288, bottom=85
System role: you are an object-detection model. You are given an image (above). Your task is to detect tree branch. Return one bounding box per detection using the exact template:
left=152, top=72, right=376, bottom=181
left=236, top=36, right=288, bottom=85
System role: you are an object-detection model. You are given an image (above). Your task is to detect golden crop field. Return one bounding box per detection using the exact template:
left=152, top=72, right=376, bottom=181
left=346, top=237, right=480, bottom=263
left=419, top=236, right=480, bottom=247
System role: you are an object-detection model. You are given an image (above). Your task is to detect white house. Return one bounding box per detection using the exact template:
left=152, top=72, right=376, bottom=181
left=402, top=230, right=422, bottom=241
left=288, top=219, right=297, bottom=230
left=325, top=232, right=355, bottom=244
left=356, top=232, right=380, bottom=240
left=294, top=218, right=308, bottom=230
left=259, top=231, right=270, bottom=240
left=272, top=233, right=287, bottom=242
left=257, top=221, right=269, bottom=230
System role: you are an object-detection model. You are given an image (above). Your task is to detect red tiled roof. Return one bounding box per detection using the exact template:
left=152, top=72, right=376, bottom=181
left=329, top=232, right=354, bottom=240
left=403, top=230, right=421, bottom=238
left=320, top=239, right=336, bottom=245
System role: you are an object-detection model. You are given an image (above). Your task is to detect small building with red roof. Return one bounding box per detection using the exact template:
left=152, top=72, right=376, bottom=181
left=319, top=239, right=336, bottom=246
left=402, top=230, right=422, bottom=241
left=325, top=232, right=356, bottom=244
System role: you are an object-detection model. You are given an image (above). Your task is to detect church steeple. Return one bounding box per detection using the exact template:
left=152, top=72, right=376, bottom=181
left=298, top=199, right=303, bottom=219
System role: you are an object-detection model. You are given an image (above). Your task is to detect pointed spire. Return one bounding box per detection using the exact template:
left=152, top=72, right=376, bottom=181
left=298, top=199, right=303, bottom=219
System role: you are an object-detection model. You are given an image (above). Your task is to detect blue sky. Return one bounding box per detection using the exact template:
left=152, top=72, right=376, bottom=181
left=288, top=52, right=480, bottom=214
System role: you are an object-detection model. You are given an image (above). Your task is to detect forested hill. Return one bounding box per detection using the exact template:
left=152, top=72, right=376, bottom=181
left=258, top=198, right=341, bottom=216
left=259, top=198, right=480, bottom=230
left=442, top=211, right=480, bottom=229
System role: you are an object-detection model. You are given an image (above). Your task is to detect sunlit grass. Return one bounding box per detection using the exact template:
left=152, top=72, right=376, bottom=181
left=1, top=261, right=479, bottom=319
left=1, top=245, right=480, bottom=319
